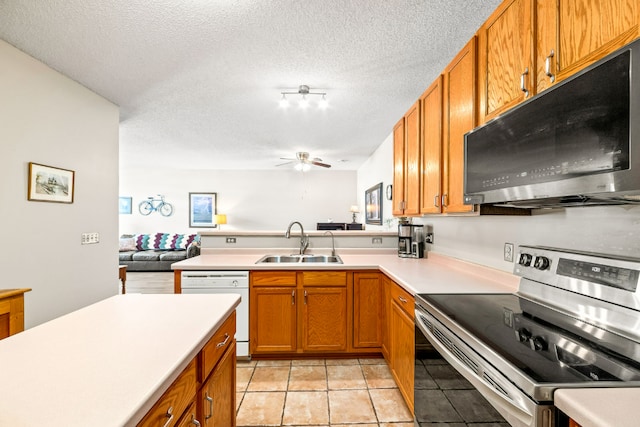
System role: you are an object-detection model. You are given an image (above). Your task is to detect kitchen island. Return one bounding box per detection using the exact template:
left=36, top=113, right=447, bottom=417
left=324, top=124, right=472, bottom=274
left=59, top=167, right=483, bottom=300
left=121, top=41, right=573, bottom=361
left=0, top=293, right=240, bottom=427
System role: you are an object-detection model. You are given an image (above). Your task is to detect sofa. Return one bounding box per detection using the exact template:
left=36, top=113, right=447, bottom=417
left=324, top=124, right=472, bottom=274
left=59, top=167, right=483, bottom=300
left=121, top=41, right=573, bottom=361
left=118, top=233, right=200, bottom=272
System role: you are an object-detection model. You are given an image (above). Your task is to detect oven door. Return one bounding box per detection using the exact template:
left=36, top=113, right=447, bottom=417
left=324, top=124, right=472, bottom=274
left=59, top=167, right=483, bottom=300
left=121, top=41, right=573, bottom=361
left=415, top=304, right=554, bottom=427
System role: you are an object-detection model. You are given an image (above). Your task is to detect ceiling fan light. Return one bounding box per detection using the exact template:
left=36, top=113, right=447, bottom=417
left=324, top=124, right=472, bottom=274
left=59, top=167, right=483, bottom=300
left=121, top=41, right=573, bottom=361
left=279, top=93, right=289, bottom=108
left=298, top=94, right=309, bottom=109
left=318, top=94, right=328, bottom=110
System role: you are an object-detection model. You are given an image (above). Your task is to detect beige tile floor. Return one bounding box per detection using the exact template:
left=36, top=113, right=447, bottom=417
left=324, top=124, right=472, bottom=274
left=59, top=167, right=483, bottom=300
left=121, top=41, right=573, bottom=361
left=236, top=358, right=414, bottom=427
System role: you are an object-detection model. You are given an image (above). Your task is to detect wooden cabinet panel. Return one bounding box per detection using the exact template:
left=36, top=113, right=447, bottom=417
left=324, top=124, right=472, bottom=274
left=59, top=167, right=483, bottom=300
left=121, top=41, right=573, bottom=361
left=404, top=101, right=421, bottom=215
left=392, top=101, right=421, bottom=216
left=250, top=287, right=297, bottom=353
left=535, top=0, right=559, bottom=93
left=0, top=289, right=30, bottom=340
left=302, top=287, right=348, bottom=351
left=420, top=76, right=443, bottom=214
left=390, top=297, right=415, bottom=413
left=200, top=312, right=236, bottom=382
left=251, top=271, right=296, bottom=286
left=138, top=359, right=197, bottom=427
left=392, top=118, right=406, bottom=215
left=300, top=271, right=347, bottom=287
left=353, top=273, right=383, bottom=348
left=199, top=341, right=236, bottom=427
left=175, top=402, right=198, bottom=427
left=443, top=37, right=477, bottom=214
left=381, top=276, right=392, bottom=360
left=478, top=0, right=533, bottom=123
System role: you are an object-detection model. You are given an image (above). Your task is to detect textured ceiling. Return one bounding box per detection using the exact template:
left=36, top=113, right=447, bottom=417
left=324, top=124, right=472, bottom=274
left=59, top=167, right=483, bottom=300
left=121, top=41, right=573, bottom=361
left=0, top=0, right=502, bottom=170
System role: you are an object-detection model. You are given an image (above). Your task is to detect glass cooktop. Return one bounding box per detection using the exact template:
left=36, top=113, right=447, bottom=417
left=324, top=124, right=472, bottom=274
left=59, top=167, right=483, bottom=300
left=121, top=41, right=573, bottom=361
left=416, top=293, right=640, bottom=385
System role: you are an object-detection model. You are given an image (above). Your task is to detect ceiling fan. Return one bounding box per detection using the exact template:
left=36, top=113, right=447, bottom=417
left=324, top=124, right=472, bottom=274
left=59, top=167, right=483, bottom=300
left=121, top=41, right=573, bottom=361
left=277, top=152, right=332, bottom=170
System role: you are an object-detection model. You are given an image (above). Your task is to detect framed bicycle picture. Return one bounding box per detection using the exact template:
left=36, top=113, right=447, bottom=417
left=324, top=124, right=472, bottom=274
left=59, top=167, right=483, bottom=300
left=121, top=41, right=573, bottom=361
left=27, top=162, right=75, bottom=203
left=365, top=182, right=383, bottom=225
left=189, top=192, right=217, bottom=227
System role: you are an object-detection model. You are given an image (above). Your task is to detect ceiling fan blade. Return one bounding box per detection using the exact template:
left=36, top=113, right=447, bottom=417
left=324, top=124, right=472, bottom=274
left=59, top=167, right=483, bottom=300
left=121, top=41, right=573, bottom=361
left=310, top=160, right=331, bottom=168
left=276, top=160, right=295, bottom=167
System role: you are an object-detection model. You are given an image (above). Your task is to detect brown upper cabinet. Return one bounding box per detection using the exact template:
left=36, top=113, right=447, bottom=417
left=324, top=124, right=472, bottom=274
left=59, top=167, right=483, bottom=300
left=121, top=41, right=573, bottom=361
left=442, top=37, right=477, bottom=214
left=477, top=0, right=534, bottom=124
left=392, top=101, right=421, bottom=216
left=479, top=0, right=640, bottom=123
left=419, top=76, right=443, bottom=214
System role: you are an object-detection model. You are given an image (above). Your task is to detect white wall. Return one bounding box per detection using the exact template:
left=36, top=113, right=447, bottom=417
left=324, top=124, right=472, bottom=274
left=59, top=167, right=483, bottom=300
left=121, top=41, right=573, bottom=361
left=356, top=132, right=395, bottom=231
left=119, top=169, right=357, bottom=233
left=0, top=40, right=120, bottom=327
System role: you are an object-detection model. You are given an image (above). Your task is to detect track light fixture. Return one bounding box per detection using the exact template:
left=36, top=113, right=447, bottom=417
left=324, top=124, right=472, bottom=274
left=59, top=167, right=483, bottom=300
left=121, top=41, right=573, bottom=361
left=279, top=85, right=328, bottom=109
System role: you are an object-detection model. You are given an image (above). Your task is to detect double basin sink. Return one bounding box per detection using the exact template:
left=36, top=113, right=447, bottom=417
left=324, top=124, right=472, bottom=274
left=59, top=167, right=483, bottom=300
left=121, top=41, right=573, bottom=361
left=256, top=254, right=343, bottom=264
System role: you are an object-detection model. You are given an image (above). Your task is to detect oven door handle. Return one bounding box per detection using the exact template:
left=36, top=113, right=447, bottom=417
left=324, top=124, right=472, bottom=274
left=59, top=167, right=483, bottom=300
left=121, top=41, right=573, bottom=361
left=415, top=310, right=540, bottom=427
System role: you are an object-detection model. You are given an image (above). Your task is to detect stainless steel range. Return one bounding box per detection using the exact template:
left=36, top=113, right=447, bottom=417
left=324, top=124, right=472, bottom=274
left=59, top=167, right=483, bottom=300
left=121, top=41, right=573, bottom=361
left=415, top=245, right=640, bottom=427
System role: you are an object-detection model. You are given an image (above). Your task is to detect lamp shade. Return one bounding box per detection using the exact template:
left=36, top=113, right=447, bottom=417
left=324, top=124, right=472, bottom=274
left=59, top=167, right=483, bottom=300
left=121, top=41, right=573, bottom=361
left=215, top=214, right=227, bottom=225
left=349, top=205, right=360, bottom=213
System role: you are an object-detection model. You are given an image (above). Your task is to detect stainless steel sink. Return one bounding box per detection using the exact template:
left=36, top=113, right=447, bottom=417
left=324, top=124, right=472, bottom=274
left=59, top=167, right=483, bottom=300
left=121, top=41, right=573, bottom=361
left=256, top=254, right=343, bottom=264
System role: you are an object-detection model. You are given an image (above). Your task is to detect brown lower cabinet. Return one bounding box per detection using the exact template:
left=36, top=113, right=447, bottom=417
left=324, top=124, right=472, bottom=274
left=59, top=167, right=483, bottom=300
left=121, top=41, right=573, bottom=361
left=137, top=311, right=236, bottom=427
left=249, top=270, right=414, bottom=412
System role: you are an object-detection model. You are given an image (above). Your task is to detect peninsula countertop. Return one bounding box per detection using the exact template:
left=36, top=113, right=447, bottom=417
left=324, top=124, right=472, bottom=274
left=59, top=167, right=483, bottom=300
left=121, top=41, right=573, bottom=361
left=0, top=293, right=240, bottom=427
left=172, top=249, right=520, bottom=295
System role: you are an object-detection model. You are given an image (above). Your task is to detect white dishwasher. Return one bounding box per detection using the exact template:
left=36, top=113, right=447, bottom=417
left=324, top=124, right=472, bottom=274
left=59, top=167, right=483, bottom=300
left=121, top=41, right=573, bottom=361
left=181, top=271, right=249, bottom=358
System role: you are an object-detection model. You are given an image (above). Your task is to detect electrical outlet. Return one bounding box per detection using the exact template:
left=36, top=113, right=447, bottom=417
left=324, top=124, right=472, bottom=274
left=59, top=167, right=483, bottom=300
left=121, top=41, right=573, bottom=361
left=226, top=237, right=236, bottom=244
left=372, top=237, right=383, bottom=244
left=425, top=233, right=434, bottom=244
left=504, top=243, right=514, bottom=262
left=81, top=232, right=100, bottom=245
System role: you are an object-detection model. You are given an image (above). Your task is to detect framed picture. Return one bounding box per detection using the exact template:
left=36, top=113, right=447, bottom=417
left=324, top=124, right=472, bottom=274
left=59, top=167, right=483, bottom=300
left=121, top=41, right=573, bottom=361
left=119, top=197, right=132, bottom=214
left=365, top=182, right=383, bottom=225
left=189, top=192, right=217, bottom=227
left=27, top=162, right=75, bottom=203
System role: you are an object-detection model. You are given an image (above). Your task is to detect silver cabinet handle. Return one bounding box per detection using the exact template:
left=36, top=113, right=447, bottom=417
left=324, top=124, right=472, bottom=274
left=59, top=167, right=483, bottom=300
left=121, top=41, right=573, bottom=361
left=292, top=290, right=295, bottom=305
left=191, top=414, right=201, bottom=427
left=304, top=290, right=308, bottom=304
left=520, top=67, right=529, bottom=97
left=205, top=393, right=214, bottom=420
left=545, top=50, right=555, bottom=82
left=441, top=194, right=448, bottom=208
left=162, top=407, right=174, bottom=427
left=398, top=296, right=408, bottom=303
left=216, top=333, right=230, bottom=348
left=434, top=194, right=440, bottom=208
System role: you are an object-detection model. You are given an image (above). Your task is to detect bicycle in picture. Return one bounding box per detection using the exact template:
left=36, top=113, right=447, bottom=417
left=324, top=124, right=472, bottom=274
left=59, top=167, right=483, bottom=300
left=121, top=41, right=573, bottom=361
left=139, top=194, right=174, bottom=216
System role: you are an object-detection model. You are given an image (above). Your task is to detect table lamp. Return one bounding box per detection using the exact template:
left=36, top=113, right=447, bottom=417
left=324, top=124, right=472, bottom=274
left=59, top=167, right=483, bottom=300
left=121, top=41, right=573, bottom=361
left=215, top=214, right=227, bottom=230
left=349, top=205, right=360, bottom=223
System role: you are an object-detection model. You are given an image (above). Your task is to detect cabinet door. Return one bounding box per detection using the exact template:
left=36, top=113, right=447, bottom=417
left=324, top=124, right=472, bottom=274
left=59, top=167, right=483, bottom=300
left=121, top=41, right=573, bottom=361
left=353, top=272, right=383, bottom=348
left=392, top=118, right=406, bottom=215
left=404, top=100, right=421, bottom=216
left=200, top=341, right=236, bottom=427
left=443, top=37, right=476, bottom=214
left=175, top=402, right=198, bottom=427
left=478, top=0, right=533, bottom=123
left=419, top=76, right=443, bottom=214
left=555, top=0, right=638, bottom=84
left=390, top=300, right=415, bottom=414
left=381, top=276, right=392, bottom=361
left=301, top=287, right=347, bottom=352
left=250, top=287, right=297, bottom=353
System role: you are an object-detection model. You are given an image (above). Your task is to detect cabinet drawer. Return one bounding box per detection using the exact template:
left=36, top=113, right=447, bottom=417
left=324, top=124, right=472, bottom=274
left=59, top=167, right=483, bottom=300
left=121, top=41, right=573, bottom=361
left=200, top=312, right=236, bottom=382
left=174, top=402, right=198, bottom=427
left=138, top=358, right=197, bottom=427
left=389, top=281, right=414, bottom=320
left=301, top=271, right=347, bottom=287
left=251, top=271, right=296, bottom=286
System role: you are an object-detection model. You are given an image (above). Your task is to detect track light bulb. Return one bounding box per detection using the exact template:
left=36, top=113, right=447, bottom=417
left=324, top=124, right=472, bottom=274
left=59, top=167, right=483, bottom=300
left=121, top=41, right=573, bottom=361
left=298, top=94, right=309, bottom=109
left=279, top=94, right=289, bottom=108
left=318, top=94, right=328, bottom=110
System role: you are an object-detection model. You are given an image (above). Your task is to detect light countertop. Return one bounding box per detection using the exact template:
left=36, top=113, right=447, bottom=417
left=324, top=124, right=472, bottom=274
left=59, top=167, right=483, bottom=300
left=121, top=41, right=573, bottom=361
left=173, top=250, right=520, bottom=295
left=0, top=293, right=240, bottom=427
left=554, top=388, right=640, bottom=427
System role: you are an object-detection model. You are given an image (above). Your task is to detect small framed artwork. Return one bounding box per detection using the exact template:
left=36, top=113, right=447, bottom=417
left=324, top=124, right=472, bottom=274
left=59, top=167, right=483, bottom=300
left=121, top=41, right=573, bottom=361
left=189, top=192, right=217, bottom=227
left=27, top=162, right=75, bottom=203
left=365, top=182, right=383, bottom=225
left=119, top=197, right=132, bottom=214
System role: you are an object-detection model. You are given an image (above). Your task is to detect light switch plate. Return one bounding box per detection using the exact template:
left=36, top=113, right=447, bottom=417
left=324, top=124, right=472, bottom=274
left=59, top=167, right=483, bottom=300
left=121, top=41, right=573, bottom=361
left=81, top=232, right=100, bottom=245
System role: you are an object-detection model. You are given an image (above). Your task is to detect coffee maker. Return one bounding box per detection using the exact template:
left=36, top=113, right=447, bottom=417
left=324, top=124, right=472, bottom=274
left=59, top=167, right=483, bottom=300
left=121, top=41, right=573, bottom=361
left=398, top=224, right=424, bottom=258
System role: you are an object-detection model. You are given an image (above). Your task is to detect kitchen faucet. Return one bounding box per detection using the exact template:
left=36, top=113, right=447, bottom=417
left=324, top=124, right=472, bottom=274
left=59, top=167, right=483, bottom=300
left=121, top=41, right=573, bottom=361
left=324, top=230, right=336, bottom=257
left=285, top=221, right=309, bottom=255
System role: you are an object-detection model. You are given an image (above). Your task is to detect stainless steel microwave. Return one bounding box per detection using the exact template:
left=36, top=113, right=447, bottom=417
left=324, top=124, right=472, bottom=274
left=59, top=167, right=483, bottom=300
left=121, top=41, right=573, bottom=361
left=464, top=38, right=640, bottom=209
